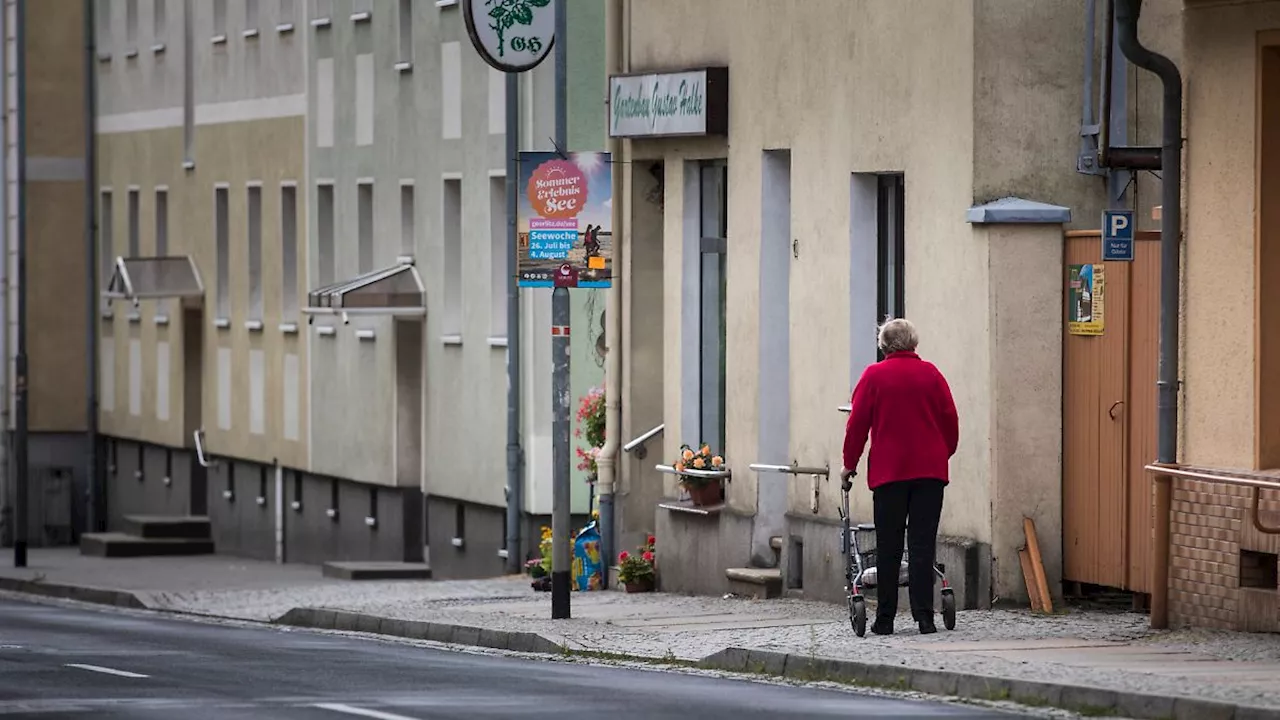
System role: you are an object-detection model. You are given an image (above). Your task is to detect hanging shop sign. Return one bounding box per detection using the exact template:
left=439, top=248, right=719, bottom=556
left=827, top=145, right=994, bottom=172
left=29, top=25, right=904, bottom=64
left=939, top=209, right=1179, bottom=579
left=1067, top=263, right=1105, bottom=336
left=517, top=151, right=613, bottom=289
left=608, top=67, right=729, bottom=138
left=462, top=0, right=556, bottom=73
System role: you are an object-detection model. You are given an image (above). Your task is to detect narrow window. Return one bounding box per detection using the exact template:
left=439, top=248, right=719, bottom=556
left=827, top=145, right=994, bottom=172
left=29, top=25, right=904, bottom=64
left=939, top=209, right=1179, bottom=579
left=125, top=0, right=138, bottom=47
left=182, top=0, right=194, bottom=164
left=212, top=0, right=227, bottom=39
left=329, top=477, right=340, bottom=519
left=127, top=189, right=140, bottom=257
left=358, top=181, right=374, bottom=274
left=454, top=504, right=466, bottom=544
left=153, top=0, right=166, bottom=43
left=317, top=183, right=334, bottom=286
left=226, top=462, right=236, bottom=501
left=258, top=466, right=269, bottom=504
left=876, top=174, right=906, bottom=329
left=310, top=0, right=332, bottom=23
left=97, top=0, right=111, bottom=53
left=443, top=178, right=462, bottom=337
left=698, top=162, right=728, bottom=455
left=247, top=185, right=263, bottom=322
left=215, top=186, right=230, bottom=320
left=400, top=183, right=415, bottom=257
left=155, top=188, right=170, bottom=317
left=245, top=0, right=260, bottom=34
left=397, top=0, right=412, bottom=66
left=280, top=0, right=295, bottom=25
left=368, top=487, right=379, bottom=525
left=100, top=190, right=114, bottom=289
left=293, top=471, right=303, bottom=509
left=281, top=185, right=298, bottom=321
left=489, top=176, right=506, bottom=338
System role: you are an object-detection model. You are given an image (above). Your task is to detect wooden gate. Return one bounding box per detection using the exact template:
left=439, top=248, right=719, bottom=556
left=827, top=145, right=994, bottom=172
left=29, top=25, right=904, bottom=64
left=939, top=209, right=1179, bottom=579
left=1062, top=229, right=1161, bottom=593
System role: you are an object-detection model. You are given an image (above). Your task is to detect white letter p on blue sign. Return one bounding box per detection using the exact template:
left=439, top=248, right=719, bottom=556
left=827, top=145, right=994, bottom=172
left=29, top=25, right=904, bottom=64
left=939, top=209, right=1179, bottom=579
left=1110, top=213, right=1129, bottom=237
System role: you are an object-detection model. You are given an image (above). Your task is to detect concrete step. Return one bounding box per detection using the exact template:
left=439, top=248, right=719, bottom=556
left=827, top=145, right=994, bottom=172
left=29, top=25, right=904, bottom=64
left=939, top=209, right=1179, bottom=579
left=80, top=532, right=214, bottom=558
left=122, top=515, right=211, bottom=540
left=725, top=567, right=782, bottom=599
left=322, top=561, right=433, bottom=581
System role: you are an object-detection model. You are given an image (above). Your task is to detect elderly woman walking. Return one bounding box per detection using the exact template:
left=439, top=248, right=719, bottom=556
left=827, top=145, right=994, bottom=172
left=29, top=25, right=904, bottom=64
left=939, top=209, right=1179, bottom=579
left=840, top=318, right=959, bottom=635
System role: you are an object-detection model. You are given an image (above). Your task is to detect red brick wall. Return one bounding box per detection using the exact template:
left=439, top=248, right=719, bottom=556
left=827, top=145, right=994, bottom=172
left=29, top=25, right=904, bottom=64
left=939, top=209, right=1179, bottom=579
left=1169, top=479, right=1280, bottom=630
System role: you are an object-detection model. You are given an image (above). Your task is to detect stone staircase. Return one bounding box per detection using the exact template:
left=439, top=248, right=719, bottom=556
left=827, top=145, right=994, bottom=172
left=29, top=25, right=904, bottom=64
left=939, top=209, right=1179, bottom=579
left=724, top=536, right=784, bottom=599
left=80, top=515, right=215, bottom=558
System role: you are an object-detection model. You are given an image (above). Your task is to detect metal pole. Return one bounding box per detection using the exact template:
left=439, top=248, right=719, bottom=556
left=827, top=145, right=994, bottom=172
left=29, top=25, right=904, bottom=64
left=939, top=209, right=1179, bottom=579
left=83, top=0, right=101, bottom=535
left=549, top=0, right=570, bottom=620
left=503, top=70, right=524, bottom=575
left=13, top=0, right=27, bottom=567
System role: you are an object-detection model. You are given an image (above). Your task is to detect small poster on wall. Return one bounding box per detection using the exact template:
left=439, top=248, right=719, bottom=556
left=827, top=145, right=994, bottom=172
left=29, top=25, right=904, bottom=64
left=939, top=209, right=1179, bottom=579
left=517, top=151, right=613, bottom=289
left=1067, top=263, right=1105, bottom=336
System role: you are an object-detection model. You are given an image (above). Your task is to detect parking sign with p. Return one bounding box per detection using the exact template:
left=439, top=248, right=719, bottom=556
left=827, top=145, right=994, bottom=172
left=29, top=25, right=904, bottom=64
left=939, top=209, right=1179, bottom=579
left=1102, top=209, right=1134, bottom=262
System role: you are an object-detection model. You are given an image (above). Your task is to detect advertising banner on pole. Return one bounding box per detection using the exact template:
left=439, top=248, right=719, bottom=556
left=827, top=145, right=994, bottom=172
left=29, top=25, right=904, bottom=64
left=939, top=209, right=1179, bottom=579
left=517, top=151, right=613, bottom=289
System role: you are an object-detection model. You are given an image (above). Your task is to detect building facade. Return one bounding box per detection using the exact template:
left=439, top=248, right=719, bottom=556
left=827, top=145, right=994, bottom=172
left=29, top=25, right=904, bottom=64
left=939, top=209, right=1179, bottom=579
left=611, top=0, right=1177, bottom=608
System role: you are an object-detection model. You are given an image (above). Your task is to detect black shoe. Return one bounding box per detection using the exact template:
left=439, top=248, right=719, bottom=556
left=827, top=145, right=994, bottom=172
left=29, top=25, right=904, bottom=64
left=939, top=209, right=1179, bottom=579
left=917, top=618, right=937, bottom=635
left=871, top=617, right=895, bottom=635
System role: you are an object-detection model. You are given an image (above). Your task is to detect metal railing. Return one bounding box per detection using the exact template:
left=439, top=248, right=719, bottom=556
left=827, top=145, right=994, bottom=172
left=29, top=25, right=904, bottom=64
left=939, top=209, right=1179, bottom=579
left=837, top=404, right=851, bottom=413
left=750, top=463, right=830, bottom=513
left=193, top=429, right=219, bottom=469
left=623, top=423, right=664, bottom=459
left=1145, top=462, right=1280, bottom=630
left=654, top=464, right=732, bottom=482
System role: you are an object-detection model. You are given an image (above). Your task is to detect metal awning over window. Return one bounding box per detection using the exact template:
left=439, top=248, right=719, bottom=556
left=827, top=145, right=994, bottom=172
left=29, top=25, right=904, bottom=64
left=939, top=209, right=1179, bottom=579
left=304, top=259, right=425, bottom=318
left=103, top=256, right=205, bottom=303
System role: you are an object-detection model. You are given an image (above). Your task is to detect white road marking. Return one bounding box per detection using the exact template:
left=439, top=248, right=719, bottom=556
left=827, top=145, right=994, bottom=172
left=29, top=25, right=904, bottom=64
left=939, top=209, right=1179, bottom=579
left=312, top=703, right=421, bottom=720
left=63, top=663, right=149, bottom=679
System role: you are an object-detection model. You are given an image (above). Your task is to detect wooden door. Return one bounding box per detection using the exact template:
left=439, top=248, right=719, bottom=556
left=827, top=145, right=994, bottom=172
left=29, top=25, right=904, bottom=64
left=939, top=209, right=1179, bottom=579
left=1062, top=230, right=1160, bottom=593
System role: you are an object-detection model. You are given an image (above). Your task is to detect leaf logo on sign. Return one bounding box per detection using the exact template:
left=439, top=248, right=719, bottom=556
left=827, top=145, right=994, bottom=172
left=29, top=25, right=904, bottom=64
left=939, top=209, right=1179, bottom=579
left=486, top=0, right=549, bottom=58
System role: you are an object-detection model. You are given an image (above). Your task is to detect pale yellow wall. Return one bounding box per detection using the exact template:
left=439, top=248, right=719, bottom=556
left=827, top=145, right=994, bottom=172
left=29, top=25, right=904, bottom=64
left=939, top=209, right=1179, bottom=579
left=1182, top=3, right=1280, bottom=467
left=98, top=118, right=308, bottom=470
left=629, top=0, right=987, bottom=542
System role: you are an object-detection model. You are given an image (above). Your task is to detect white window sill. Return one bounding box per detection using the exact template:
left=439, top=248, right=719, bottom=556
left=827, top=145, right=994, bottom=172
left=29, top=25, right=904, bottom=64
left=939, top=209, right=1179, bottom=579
left=451, top=537, right=464, bottom=548
left=435, top=0, right=458, bottom=7
left=97, top=51, right=112, bottom=62
left=276, top=22, right=294, bottom=33
left=154, top=314, right=170, bottom=326
left=291, top=500, right=302, bottom=511
left=245, top=319, right=264, bottom=332
left=242, top=29, right=260, bottom=39
left=124, top=48, right=139, bottom=59
left=355, top=328, right=376, bottom=341
left=256, top=496, right=267, bottom=506
left=214, top=317, right=231, bottom=329
left=350, top=11, right=371, bottom=22
left=394, top=61, right=412, bottom=73
left=440, top=334, right=463, bottom=346
left=310, top=17, right=331, bottom=28
left=364, top=516, right=378, bottom=528
left=487, top=336, right=508, bottom=348
left=211, top=35, right=227, bottom=45
left=182, top=160, right=195, bottom=171
left=497, top=548, right=509, bottom=559
left=151, top=43, right=166, bottom=54
left=100, top=308, right=114, bottom=320
left=326, top=508, right=338, bottom=520
left=279, top=322, right=299, bottom=334
left=127, top=311, right=142, bottom=324
left=315, top=325, right=336, bottom=337
left=222, top=489, right=235, bottom=501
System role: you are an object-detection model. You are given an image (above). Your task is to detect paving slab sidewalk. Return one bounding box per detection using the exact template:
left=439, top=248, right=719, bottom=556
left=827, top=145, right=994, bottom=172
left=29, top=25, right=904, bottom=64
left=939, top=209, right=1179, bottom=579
left=4, top=549, right=1280, bottom=720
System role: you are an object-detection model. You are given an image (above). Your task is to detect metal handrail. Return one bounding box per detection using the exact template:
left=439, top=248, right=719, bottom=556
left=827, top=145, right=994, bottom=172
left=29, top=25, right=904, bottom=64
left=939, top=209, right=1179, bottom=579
left=623, top=423, right=664, bottom=459
left=655, top=464, right=731, bottom=481
left=1145, top=462, right=1280, bottom=631
left=193, top=429, right=219, bottom=468
left=749, top=463, right=829, bottom=476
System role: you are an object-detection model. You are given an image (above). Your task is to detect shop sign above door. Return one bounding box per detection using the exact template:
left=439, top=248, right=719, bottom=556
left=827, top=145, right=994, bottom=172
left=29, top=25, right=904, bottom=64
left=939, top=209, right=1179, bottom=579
left=462, top=0, right=556, bottom=73
left=609, top=67, right=729, bottom=138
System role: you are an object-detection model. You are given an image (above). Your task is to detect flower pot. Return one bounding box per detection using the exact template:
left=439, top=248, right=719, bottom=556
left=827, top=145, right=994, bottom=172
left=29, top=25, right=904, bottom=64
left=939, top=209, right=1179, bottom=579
left=624, top=578, right=654, bottom=593
left=686, top=482, right=722, bottom=507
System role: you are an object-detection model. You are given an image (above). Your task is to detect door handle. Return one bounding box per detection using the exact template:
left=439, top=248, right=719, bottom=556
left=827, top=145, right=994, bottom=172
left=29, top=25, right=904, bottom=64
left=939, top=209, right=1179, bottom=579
left=1108, top=401, right=1124, bottom=420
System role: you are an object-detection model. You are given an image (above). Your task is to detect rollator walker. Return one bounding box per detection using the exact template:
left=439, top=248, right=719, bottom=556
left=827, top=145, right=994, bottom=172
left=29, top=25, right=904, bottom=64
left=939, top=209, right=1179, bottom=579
left=837, top=476, right=957, bottom=636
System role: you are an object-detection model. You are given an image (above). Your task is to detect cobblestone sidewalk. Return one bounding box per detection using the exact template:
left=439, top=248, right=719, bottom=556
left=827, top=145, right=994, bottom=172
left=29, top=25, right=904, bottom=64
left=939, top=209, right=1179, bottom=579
left=5, top=549, right=1280, bottom=719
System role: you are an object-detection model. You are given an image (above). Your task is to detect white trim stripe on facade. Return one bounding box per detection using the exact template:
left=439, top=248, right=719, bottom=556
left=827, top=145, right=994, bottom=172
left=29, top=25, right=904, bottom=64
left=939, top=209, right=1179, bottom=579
left=97, top=94, right=307, bottom=134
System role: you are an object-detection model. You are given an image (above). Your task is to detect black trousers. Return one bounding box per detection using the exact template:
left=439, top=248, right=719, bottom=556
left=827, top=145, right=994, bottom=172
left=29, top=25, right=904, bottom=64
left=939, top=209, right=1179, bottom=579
left=872, top=478, right=945, bottom=621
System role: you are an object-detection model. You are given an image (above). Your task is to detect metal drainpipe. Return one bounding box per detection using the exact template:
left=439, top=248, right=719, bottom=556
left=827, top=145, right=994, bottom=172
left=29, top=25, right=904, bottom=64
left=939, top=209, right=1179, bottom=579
left=13, top=0, right=27, bottom=568
left=595, top=0, right=624, bottom=586
left=1114, top=0, right=1182, bottom=466
left=83, top=0, right=100, bottom=535
left=503, top=68, right=523, bottom=575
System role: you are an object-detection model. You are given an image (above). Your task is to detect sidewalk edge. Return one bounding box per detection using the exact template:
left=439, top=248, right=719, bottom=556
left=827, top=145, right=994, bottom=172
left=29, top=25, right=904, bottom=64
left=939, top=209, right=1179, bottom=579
left=0, top=576, right=147, bottom=609
left=273, top=607, right=567, bottom=655
left=699, top=647, right=1280, bottom=720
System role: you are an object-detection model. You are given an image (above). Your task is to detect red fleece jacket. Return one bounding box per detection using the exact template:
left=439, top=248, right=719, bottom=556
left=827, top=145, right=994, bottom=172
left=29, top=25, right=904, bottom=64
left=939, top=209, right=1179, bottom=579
left=842, top=351, right=959, bottom=491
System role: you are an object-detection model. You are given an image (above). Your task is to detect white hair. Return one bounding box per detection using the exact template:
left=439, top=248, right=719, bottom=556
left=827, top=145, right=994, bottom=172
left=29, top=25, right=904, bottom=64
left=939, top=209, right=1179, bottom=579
left=878, top=318, right=919, bottom=355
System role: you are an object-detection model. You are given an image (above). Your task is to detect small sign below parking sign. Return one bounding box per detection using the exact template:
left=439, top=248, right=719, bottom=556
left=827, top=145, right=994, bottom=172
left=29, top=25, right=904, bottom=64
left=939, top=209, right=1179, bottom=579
left=1102, top=210, right=1134, bottom=262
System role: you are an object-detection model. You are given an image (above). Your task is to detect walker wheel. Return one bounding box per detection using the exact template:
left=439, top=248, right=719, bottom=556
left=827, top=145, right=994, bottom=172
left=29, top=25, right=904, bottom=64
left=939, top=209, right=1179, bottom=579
left=851, top=597, right=866, bottom=637
left=942, top=589, right=957, bottom=631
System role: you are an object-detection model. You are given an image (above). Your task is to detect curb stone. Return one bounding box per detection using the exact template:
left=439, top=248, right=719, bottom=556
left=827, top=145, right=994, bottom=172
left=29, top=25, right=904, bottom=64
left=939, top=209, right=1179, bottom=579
left=0, top=577, right=146, bottom=609
left=271, top=607, right=564, bottom=655
left=698, top=647, right=1280, bottom=720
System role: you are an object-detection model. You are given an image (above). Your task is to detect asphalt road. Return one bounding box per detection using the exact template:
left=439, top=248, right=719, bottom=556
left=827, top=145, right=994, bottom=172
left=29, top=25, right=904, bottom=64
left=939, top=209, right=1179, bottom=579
left=0, top=598, right=1023, bottom=719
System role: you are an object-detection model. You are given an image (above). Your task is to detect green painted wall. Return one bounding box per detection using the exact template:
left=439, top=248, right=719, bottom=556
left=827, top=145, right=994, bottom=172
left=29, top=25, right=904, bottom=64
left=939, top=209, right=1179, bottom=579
left=566, top=0, right=607, bottom=514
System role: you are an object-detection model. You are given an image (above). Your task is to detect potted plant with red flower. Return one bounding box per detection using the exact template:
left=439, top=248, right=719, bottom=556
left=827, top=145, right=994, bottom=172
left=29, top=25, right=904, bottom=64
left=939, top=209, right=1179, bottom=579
left=616, top=535, right=657, bottom=593
left=673, top=443, right=725, bottom=507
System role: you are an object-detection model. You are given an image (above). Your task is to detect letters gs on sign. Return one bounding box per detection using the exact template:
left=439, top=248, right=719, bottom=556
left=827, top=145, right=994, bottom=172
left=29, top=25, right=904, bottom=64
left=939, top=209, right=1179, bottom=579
left=462, top=0, right=556, bottom=74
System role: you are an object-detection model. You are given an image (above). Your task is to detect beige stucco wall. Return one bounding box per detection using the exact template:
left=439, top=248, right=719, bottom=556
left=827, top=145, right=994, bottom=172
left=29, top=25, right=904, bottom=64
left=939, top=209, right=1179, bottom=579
left=1182, top=3, right=1280, bottom=468
left=98, top=117, right=308, bottom=471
